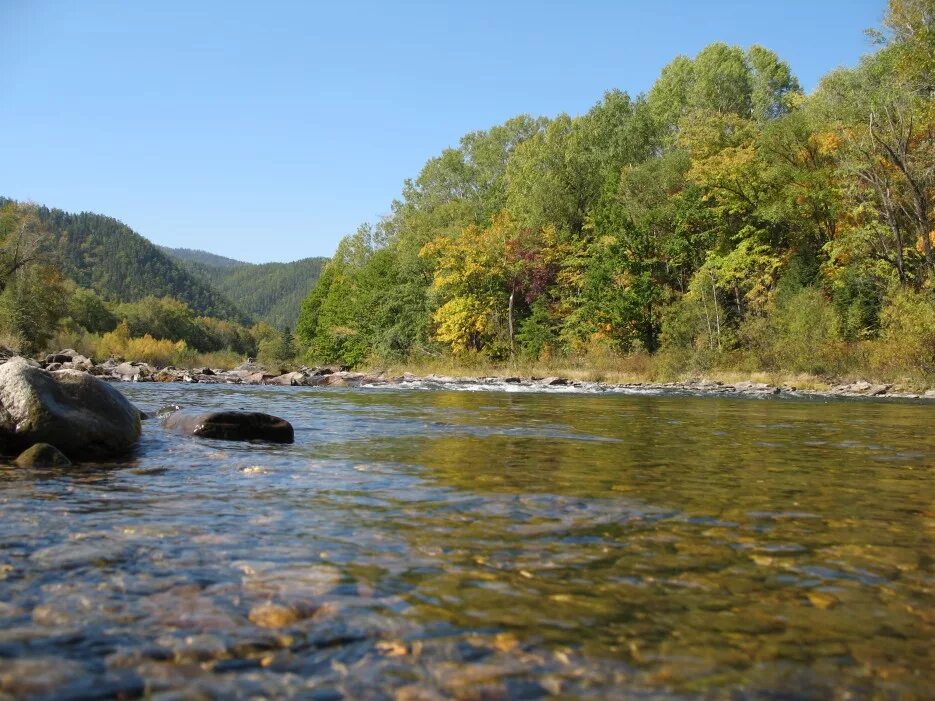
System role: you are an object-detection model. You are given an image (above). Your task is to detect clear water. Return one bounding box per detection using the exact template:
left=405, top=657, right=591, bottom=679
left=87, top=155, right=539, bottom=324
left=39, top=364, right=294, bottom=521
left=0, top=384, right=932, bottom=700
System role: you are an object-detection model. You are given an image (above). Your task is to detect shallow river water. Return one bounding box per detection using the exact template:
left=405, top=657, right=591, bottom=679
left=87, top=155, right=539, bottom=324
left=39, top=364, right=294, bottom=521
left=0, top=384, right=933, bottom=700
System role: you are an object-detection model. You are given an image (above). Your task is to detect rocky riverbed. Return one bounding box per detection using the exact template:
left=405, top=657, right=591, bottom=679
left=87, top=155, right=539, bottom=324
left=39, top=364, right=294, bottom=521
left=37, top=348, right=935, bottom=401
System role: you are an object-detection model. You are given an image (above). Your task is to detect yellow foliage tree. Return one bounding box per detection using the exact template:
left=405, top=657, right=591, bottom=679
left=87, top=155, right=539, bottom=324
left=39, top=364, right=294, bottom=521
left=421, top=212, right=562, bottom=355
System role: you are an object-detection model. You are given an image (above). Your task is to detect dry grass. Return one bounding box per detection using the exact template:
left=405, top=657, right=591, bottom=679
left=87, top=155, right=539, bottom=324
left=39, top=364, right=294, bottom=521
left=363, top=351, right=930, bottom=393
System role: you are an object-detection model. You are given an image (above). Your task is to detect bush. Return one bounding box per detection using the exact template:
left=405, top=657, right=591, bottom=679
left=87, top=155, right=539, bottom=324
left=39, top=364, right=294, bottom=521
left=97, top=321, right=131, bottom=360
left=45, top=328, right=104, bottom=360
left=0, top=264, right=68, bottom=354
left=740, top=285, right=844, bottom=375
left=187, top=349, right=244, bottom=370
left=658, top=294, right=731, bottom=374
left=68, top=287, right=117, bottom=334
left=257, top=328, right=296, bottom=371
left=870, top=289, right=935, bottom=382
left=125, top=335, right=188, bottom=366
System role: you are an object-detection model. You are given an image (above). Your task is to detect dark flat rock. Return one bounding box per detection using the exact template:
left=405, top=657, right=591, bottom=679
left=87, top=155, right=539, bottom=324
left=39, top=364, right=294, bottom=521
left=163, top=410, right=294, bottom=443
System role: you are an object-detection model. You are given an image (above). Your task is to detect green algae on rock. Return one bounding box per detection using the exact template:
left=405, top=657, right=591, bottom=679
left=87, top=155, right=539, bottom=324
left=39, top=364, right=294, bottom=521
left=13, top=443, right=71, bottom=468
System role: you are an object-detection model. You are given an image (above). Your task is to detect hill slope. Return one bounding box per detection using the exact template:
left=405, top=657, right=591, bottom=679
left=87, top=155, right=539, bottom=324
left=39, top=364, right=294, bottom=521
left=162, top=247, right=327, bottom=328
left=0, top=198, right=250, bottom=323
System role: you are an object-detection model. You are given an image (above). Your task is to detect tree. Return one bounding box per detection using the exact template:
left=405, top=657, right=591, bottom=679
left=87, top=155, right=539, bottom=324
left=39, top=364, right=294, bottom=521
left=747, top=45, right=802, bottom=122
left=421, top=213, right=561, bottom=356
left=817, top=53, right=935, bottom=286
left=0, top=264, right=68, bottom=353
left=881, top=0, right=935, bottom=96
left=0, top=202, right=47, bottom=294
left=68, top=287, right=117, bottom=334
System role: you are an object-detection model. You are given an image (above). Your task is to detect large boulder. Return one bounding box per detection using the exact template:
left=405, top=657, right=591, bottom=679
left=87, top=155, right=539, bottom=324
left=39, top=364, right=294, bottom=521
left=162, top=410, right=294, bottom=443
left=0, top=357, right=142, bottom=460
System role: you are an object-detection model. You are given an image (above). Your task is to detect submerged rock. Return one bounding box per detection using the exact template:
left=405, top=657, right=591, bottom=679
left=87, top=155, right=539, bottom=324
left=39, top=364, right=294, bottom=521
left=14, top=443, right=72, bottom=467
left=162, top=410, right=294, bottom=443
left=0, top=357, right=142, bottom=460
left=248, top=602, right=304, bottom=629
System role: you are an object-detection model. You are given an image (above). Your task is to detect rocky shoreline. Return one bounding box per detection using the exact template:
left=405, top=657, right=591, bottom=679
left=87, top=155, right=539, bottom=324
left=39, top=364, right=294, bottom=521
left=0, top=351, right=297, bottom=466
left=37, top=348, right=935, bottom=401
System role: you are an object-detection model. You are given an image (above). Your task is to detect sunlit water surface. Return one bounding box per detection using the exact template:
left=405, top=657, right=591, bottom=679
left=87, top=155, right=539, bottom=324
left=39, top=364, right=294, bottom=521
left=0, top=384, right=932, bottom=700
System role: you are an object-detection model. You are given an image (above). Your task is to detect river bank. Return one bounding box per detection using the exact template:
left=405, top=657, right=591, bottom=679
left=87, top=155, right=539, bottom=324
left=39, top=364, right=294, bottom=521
left=33, top=348, right=935, bottom=401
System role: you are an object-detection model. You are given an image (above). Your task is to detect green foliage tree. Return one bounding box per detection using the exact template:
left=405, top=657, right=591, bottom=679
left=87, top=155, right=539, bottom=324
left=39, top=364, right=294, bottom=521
left=0, top=264, right=69, bottom=353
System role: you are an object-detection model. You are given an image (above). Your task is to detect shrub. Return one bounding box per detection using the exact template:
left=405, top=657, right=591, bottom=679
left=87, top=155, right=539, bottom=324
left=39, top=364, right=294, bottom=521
left=97, top=321, right=131, bottom=360
left=516, top=299, right=558, bottom=360
left=740, top=285, right=844, bottom=375
left=870, top=289, right=935, bottom=382
left=0, top=264, right=68, bottom=354
left=45, top=328, right=103, bottom=360
left=189, top=349, right=244, bottom=370
left=125, top=335, right=187, bottom=367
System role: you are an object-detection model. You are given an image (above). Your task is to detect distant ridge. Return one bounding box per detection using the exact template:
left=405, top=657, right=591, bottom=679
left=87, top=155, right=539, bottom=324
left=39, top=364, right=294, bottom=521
left=161, top=247, right=328, bottom=329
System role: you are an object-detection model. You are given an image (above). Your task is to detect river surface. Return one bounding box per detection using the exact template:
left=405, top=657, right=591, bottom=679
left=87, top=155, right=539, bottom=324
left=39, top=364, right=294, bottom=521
left=0, top=384, right=932, bottom=700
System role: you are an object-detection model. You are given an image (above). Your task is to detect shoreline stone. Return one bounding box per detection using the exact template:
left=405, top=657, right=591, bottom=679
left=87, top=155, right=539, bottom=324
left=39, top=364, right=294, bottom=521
left=14, top=443, right=72, bottom=467
left=5, top=350, right=932, bottom=402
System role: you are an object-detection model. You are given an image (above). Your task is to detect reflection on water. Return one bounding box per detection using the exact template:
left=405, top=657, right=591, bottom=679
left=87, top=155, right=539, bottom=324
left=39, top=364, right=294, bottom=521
left=0, top=384, right=932, bottom=699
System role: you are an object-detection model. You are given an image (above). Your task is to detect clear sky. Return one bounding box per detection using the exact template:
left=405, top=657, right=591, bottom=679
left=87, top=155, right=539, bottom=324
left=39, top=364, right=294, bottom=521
left=1, top=0, right=885, bottom=263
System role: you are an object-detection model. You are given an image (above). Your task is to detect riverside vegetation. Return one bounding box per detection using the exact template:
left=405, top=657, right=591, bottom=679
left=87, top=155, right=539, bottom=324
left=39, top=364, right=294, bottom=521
left=2, top=0, right=935, bottom=390
left=295, top=1, right=935, bottom=388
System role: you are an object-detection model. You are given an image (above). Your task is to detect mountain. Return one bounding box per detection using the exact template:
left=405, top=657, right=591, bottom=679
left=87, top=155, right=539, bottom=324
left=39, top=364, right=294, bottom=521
left=161, top=247, right=328, bottom=329
left=2, top=199, right=251, bottom=323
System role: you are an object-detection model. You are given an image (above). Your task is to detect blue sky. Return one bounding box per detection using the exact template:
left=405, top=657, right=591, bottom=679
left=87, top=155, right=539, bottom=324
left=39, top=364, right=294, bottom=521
left=2, top=1, right=884, bottom=263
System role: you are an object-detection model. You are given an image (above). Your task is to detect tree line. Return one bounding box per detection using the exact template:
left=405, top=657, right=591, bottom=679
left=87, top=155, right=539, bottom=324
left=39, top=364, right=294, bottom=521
left=297, top=0, right=935, bottom=382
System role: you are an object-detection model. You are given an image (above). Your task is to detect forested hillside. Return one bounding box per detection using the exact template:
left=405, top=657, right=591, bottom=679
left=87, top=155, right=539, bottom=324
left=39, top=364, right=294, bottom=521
left=297, top=0, right=935, bottom=384
left=0, top=199, right=250, bottom=324
left=0, top=200, right=299, bottom=368
left=163, top=247, right=327, bottom=329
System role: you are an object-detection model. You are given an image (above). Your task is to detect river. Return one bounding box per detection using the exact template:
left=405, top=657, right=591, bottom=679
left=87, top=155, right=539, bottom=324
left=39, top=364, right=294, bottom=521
left=0, top=384, right=932, bottom=699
